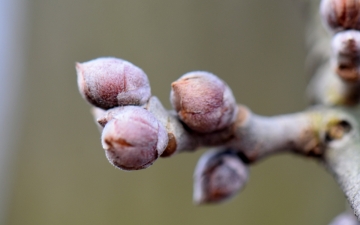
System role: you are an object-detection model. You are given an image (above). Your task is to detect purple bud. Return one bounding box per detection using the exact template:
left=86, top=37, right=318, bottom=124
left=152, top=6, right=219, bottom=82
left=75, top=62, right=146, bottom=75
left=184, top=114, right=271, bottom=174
left=320, top=0, right=360, bottom=32
left=101, top=106, right=168, bottom=170
left=170, top=71, right=237, bottom=133
left=332, top=30, right=360, bottom=82
left=193, top=148, right=249, bottom=205
left=76, top=57, right=151, bottom=109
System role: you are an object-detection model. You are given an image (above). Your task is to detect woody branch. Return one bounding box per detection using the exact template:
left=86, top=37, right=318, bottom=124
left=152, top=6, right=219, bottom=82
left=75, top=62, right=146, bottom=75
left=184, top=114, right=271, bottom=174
left=76, top=0, right=360, bottom=223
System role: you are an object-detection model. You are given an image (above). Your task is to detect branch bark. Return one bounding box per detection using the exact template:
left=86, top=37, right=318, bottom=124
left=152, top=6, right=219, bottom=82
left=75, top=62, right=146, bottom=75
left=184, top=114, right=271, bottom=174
left=305, top=0, right=360, bottom=221
left=77, top=0, right=360, bottom=222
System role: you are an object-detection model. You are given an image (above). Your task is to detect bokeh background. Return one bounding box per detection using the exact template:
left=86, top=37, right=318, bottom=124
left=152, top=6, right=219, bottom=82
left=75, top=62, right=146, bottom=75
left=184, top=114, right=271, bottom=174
left=2, top=0, right=347, bottom=224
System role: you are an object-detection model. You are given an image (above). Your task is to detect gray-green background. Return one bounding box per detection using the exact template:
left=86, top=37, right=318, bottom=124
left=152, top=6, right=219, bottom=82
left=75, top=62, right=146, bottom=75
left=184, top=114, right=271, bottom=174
left=6, top=1, right=346, bottom=224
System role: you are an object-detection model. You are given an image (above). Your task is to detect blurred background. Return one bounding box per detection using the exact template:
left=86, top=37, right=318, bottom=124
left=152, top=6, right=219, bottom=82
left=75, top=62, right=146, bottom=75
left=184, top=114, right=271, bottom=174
left=1, top=0, right=347, bottom=224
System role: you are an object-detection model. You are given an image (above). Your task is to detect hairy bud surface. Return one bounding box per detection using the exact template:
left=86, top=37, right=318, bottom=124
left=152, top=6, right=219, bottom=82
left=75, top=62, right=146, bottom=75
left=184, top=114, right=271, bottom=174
left=332, top=30, right=360, bottom=81
left=170, top=71, right=237, bottom=133
left=101, top=106, right=168, bottom=170
left=193, top=149, right=249, bottom=204
left=76, top=57, right=151, bottom=109
left=320, top=0, right=360, bottom=32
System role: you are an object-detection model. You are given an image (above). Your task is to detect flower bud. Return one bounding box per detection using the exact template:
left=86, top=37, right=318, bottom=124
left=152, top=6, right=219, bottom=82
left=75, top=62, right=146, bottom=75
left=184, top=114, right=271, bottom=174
left=76, top=57, right=151, bottom=109
left=193, top=148, right=249, bottom=204
left=320, top=0, right=360, bottom=32
left=101, top=106, right=168, bottom=170
left=332, top=30, right=360, bottom=81
left=170, top=71, right=237, bottom=133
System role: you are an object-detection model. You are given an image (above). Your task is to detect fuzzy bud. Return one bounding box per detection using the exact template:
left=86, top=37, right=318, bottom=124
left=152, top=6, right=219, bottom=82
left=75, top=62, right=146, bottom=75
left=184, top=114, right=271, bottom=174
left=170, top=71, right=237, bottom=133
left=320, top=0, right=360, bottom=32
left=193, top=148, right=249, bottom=205
left=332, top=30, right=360, bottom=81
left=76, top=57, right=151, bottom=109
left=101, top=106, right=168, bottom=170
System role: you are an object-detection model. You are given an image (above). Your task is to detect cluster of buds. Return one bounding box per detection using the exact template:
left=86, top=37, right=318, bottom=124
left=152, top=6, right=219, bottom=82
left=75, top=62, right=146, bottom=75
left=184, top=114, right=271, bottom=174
left=312, top=0, right=360, bottom=106
left=76, top=57, right=248, bottom=202
left=326, top=0, right=360, bottom=80
left=76, top=0, right=360, bottom=221
left=76, top=58, right=167, bottom=170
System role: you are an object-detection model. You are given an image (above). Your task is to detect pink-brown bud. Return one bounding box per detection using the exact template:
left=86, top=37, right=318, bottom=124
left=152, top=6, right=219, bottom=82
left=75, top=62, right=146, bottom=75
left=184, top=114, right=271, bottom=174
left=320, top=0, right=360, bottom=32
left=170, top=71, right=237, bottom=133
left=332, top=30, right=360, bottom=81
left=101, top=106, right=168, bottom=170
left=193, top=148, right=249, bottom=205
left=76, top=57, right=151, bottom=109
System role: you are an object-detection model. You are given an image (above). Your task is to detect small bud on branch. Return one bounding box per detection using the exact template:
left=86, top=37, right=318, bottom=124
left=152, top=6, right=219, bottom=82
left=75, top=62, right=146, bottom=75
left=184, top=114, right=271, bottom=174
left=76, top=57, right=151, bottom=109
left=332, top=30, right=360, bottom=82
left=193, top=148, right=249, bottom=204
left=101, top=106, right=168, bottom=170
left=170, top=71, right=237, bottom=133
left=309, top=2, right=360, bottom=106
left=321, top=0, right=360, bottom=33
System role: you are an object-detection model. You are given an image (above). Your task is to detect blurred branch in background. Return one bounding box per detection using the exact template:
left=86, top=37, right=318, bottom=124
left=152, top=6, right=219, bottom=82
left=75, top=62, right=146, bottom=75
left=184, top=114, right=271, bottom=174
left=0, top=0, right=27, bottom=223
